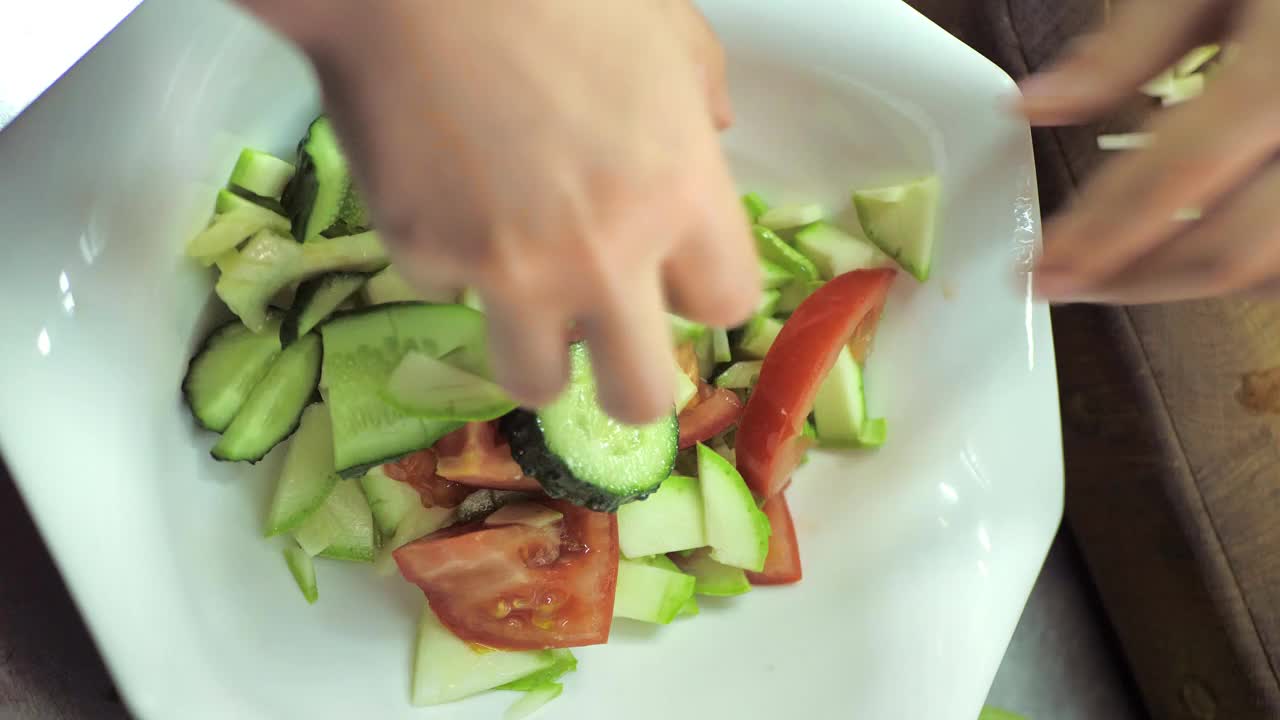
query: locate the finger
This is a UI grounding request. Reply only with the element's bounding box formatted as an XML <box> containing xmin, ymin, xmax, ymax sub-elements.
<box><xmin>482</xmin><ymin>295</ymin><xmax>572</xmax><ymax>409</ymax></box>
<box><xmin>1075</xmin><ymin>161</ymin><xmax>1280</xmax><ymax>305</ymax></box>
<box><xmin>1018</xmin><ymin>0</ymin><xmax>1224</xmax><ymax>126</ymax></box>
<box><xmin>581</xmin><ymin>270</ymin><xmax>676</xmax><ymax>425</ymax></box>
<box><xmin>1035</xmin><ymin>66</ymin><xmax>1280</xmax><ymax>300</ymax></box>
<box><xmin>664</xmin><ymin>158</ymin><xmax>759</xmax><ymax>328</ymax></box>
<box><xmin>674</xmin><ymin>0</ymin><xmax>734</xmax><ymax>130</ymax></box>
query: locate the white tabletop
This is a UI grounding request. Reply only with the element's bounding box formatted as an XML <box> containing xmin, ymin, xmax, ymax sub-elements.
<box><xmin>0</xmin><ymin>0</ymin><xmax>141</xmax><ymax>129</ymax></box>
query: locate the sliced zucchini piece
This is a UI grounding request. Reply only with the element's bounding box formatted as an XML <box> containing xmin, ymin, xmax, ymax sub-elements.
<box><xmin>759</xmin><ymin>258</ymin><xmax>795</xmax><ymax>290</ymax></box>
<box><xmin>265</xmin><ymin>403</ymin><xmax>340</xmax><ymax>536</ymax></box>
<box><xmin>383</xmin><ymin>350</ymin><xmax>516</xmax><ymax>422</ymax></box>
<box><xmin>672</xmin><ymin>547</ymin><xmax>751</xmax><ymax>597</ymax></box>
<box><xmin>812</xmin><ymin>346</ymin><xmax>866</xmax><ymax>447</ymax></box>
<box><xmin>282</xmin><ymin>116</ymin><xmax>370</xmax><ymax>241</ymax></box>
<box><xmin>753</xmin><ymin>225</ymin><xmax>819</xmax><ymax>280</ymax></box>
<box><xmin>282</xmin><ymin>544</ymin><xmax>318</xmax><ymax>604</ymax></box>
<box><xmin>501</xmin><ymin>343</ymin><xmax>678</xmax><ymax>512</ymax></box>
<box><xmin>281</xmin><ymin>272</ymin><xmax>368</xmax><ymax>346</ymax></box>
<box><xmin>363</xmin><ymin>265</ymin><xmax>458</xmax><ymax>305</ymax></box>
<box><xmin>292</xmin><ymin>478</ymin><xmax>376</xmax><ymax>562</ymax></box>
<box><xmin>777</xmin><ymin>279</ymin><xmax>825</xmax><ymax>315</ymax></box>
<box><xmin>215</xmin><ymin>229</ymin><xmax>387</xmax><ymax>333</ymax></box>
<box><xmin>411</xmin><ymin>603</ymin><xmax>558</xmax><ymax>707</ymax></box>
<box><xmin>617</xmin><ymin>475</ymin><xmax>706</xmax><ymax>559</ymax></box>
<box><xmin>741</xmin><ymin>192</ymin><xmax>769</xmax><ymax>222</ymax></box>
<box><xmin>669</xmin><ymin>314</ymin><xmax>708</xmax><ymax>345</ymax></box>
<box><xmin>794</xmin><ymin>221</ymin><xmax>888</xmax><ymax>279</ymax></box>
<box><xmin>711</xmin><ymin>327</ymin><xmax>732</xmax><ymax>364</ymax></box>
<box><xmin>713</xmin><ymin>361</ymin><xmax>763</xmax><ymax>390</ymax></box>
<box><xmin>613</xmin><ymin>557</ymin><xmax>697</xmax><ymax>625</ymax></box>
<box><xmin>736</xmin><ymin>315</ymin><xmax>783</xmax><ymax>360</ymax></box>
<box><xmin>185</xmin><ymin>204</ymin><xmax>291</xmax><ymax>263</ymax></box>
<box><xmin>211</xmin><ymin>333</ymin><xmax>322</xmax><ymax>463</ymax></box>
<box><xmin>319</xmin><ymin>304</ymin><xmax>486</xmax><ymax>475</ymax></box>
<box><xmin>698</xmin><ymin>444</ymin><xmax>771</xmax><ymax>572</ymax></box>
<box><xmin>758</xmin><ymin>202</ymin><xmax>824</xmax><ymax>231</ymax></box>
<box><xmin>215</xmin><ymin>187</ymin><xmax>289</xmax><ymax>217</ymax></box>
<box><xmin>229</xmin><ymin>148</ymin><xmax>296</xmax><ymax>201</ymax></box>
<box><xmin>853</xmin><ymin>175</ymin><xmax>940</xmax><ymax>282</ymax></box>
<box><xmin>182</xmin><ymin>313</ymin><xmax>283</xmax><ymax>432</ymax></box>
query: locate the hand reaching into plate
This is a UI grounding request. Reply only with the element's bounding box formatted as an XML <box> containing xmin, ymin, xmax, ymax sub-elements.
<box><xmin>1019</xmin><ymin>0</ymin><xmax>1280</xmax><ymax>304</ymax></box>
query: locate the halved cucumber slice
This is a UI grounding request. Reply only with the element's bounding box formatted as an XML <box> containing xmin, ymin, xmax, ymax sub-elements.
<box><xmin>182</xmin><ymin>313</ymin><xmax>283</xmax><ymax>432</ymax></box>
<box><xmin>741</xmin><ymin>192</ymin><xmax>769</xmax><ymax>222</ymax></box>
<box><xmin>363</xmin><ymin>265</ymin><xmax>458</xmax><ymax>305</ymax></box>
<box><xmin>292</xmin><ymin>478</ymin><xmax>376</xmax><ymax>562</ymax></box>
<box><xmin>281</xmin><ymin>272</ymin><xmax>368</xmax><ymax>346</ymax></box>
<box><xmin>794</xmin><ymin>221</ymin><xmax>888</xmax><ymax>279</ymax></box>
<box><xmin>502</xmin><ymin>343</ymin><xmax>678</xmax><ymax>512</ymax></box>
<box><xmin>714</xmin><ymin>361</ymin><xmax>763</xmax><ymax>390</ymax></box>
<box><xmin>812</xmin><ymin>346</ymin><xmax>886</xmax><ymax>449</ymax></box>
<box><xmin>612</xmin><ymin>557</ymin><xmax>696</xmax><ymax>625</ymax></box>
<box><xmin>283</xmin><ymin>544</ymin><xmax>318</xmax><ymax>604</ymax></box>
<box><xmin>698</xmin><ymin>444</ymin><xmax>771</xmax><ymax>572</ymax></box>
<box><xmin>504</xmin><ymin>683</ymin><xmax>565</xmax><ymax>720</ymax></box>
<box><xmin>186</xmin><ymin>205</ymin><xmax>292</xmax><ymax>263</ymax></box>
<box><xmin>211</xmin><ymin>333</ymin><xmax>322</xmax><ymax>463</ymax></box>
<box><xmin>777</xmin><ymin>279</ymin><xmax>825</xmax><ymax>315</ymax></box>
<box><xmin>759</xmin><ymin>258</ymin><xmax>795</xmax><ymax>290</ymax></box>
<box><xmin>264</xmin><ymin>403</ymin><xmax>339</xmax><ymax>536</ymax></box>
<box><xmin>229</xmin><ymin>148</ymin><xmax>296</xmax><ymax>201</ymax></box>
<box><xmin>672</xmin><ymin>547</ymin><xmax>751</xmax><ymax>597</ymax></box>
<box><xmin>383</xmin><ymin>350</ymin><xmax>516</xmax><ymax>422</ymax></box>
<box><xmin>753</xmin><ymin>225</ymin><xmax>819</xmax><ymax>280</ymax></box>
<box><xmin>736</xmin><ymin>315</ymin><xmax>783</xmax><ymax>360</ymax></box>
<box><xmin>758</xmin><ymin>202</ymin><xmax>824</xmax><ymax>231</ymax></box>
<box><xmin>360</xmin><ymin>465</ymin><xmax>424</xmax><ymax>538</ymax></box>
<box><xmin>853</xmin><ymin>175</ymin><xmax>940</xmax><ymax>282</ymax></box>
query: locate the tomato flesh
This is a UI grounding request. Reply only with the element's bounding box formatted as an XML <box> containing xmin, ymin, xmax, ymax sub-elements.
<box><xmin>394</xmin><ymin>500</ymin><xmax>619</xmax><ymax>650</ymax></box>
<box><xmin>383</xmin><ymin>449</ymin><xmax>472</xmax><ymax>508</ymax></box>
<box><xmin>746</xmin><ymin>492</ymin><xmax>802</xmax><ymax>585</ymax></box>
<box><xmin>677</xmin><ymin>385</ymin><xmax>743</xmax><ymax>448</ymax></box>
<box><xmin>434</xmin><ymin>421</ymin><xmax>541</xmax><ymax>492</ymax></box>
<box><xmin>735</xmin><ymin>268</ymin><xmax>896</xmax><ymax>499</ymax></box>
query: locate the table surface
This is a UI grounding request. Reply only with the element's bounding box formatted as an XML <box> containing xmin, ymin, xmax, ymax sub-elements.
<box><xmin>0</xmin><ymin>3</ymin><xmax>1148</xmax><ymax>719</ymax></box>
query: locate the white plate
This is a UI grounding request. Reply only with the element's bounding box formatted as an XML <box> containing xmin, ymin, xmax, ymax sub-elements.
<box><xmin>0</xmin><ymin>1</ymin><xmax>1061</xmax><ymax>718</ymax></box>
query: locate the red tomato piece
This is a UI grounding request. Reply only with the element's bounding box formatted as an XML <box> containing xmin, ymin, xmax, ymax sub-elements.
<box><xmin>677</xmin><ymin>385</ymin><xmax>743</xmax><ymax>449</ymax></box>
<box><xmin>735</xmin><ymin>268</ymin><xmax>896</xmax><ymax>499</ymax></box>
<box><xmin>746</xmin><ymin>492</ymin><xmax>802</xmax><ymax>585</ymax></box>
<box><xmin>434</xmin><ymin>421</ymin><xmax>542</xmax><ymax>492</ymax></box>
<box><xmin>383</xmin><ymin>449</ymin><xmax>472</xmax><ymax>508</ymax></box>
<box><xmin>394</xmin><ymin>500</ymin><xmax>620</xmax><ymax>650</ymax></box>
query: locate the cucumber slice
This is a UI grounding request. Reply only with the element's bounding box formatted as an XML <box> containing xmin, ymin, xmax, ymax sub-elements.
<box><xmin>672</xmin><ymin>547</ymin><xmax>751</xmax><ymax>597</ymax></box>
<box><xmin>265</xmin><ymin>403</ymin><xmax>340</xmax><ymax>536</ymax></box>
<box><xmin>185</xmin><ymin>205</ymin><xmax>291</xmax><ymax>263</ymax></box>
<box><xmin>759</xmin><ymin>258</ymin><xmax>795</xmax><ymax>290</ymax></box>
<box><xmin>212</xmin><ymin>334</ymin><xmax>322</xmax><ymax>463</ymax></box>
<box><xmin>853</xmin><ymin>175</ymin><xmax>940</xmax><ymax>282</ymax></box>
<box><xmin>373</xmin><ymin>502</ymin><xmax>455</xmax><ymax>575</ymax></box>
<box><xmin>283</xmin><ymin>544</ymin><xmax>318</xmax><ymax>604</ymax></box>
<box><xmin>713</xmin><ymin>361</ymin><xmax>763</xmax><ymax>390</ymax></box>
<box><xmin>282</xmin><ymin>116</ymin><xmax>370</xmax><ymax>241</ymax></box>
<box><xmin>215</xmin><ymin>187</ymin><xmax>289</xmax><ymax>217</ymax></box>
<box><xmin>229</xmin><ymin>149</ymin><xmax>296</xmax><ymax>201</ymax></box>
<box><xmin>617</xmin><ymin>475</ymin><xmax>706</xmax><ymax>559</ymax></box>
<box><xmin>736</xmin><ymin>315</ymin><xmax>783</xmax><ymax>359</ymax></box>
<box><xmin>758</xmin><ymin>203</ymin><xmax>824</xmax><ymax>231</ymax></box>
<box><xmin>777</xmin><ymin>279</ymin><xmax>825</xmax><ymax>315</ymax></box>
<box><xmin>794</xmin><ymin>222</ymin><xmax>888</xmax><ymax>279</ymax></box>
<box><xmin>498</xmin><ymin>650</ymin><xmax>578</xmax><ymax>692</ymax></box>
<box><xmin>363</xmin><ymin>265</ymin><xmax>458</xmax><ymax>305</ymax></box>
<box><xmin>411</xmin><ymin>603</ymin><xmax>558</xmax><ymax>707</ymax></box>
<box><xmin>383</xmin><ymin>351</ymin><xmax>516</xmax><ymax>421</ymax></box>
<box><xmin>669</xmin><ymin>314</ymin><xmax>708</xmax><ymax>345</ymax></box>
<box><xmin>679</xmin><ymin>596</ymin><xmax>700</xmax><ymax>617</ymax></box>
<box><xmin>753</xmin><ymin>225</ymin><xmax>819</xmax><ymax>280</ymax></box>
<box><xmin>502</xmin><ymin>343</ymin><xmax>678</xmax><ymax>512</ymax></box>
<box><xmin>215</xmin><ymin>230</ymin><xmax>387</xmax><ymax>333</ymax></box>
<box><xmin>504</xmin><ymin>684</ymin><xmax>565</xmax><ymax>720</ymax></box>
<box><xmin>673</xmin><ymin>365</ymin><xmax>699</xmax><ymax>413</ymax></box>
<box><xmin>697</xmin><ymin>444</ymin><xmax>771</xmax><ymax>572</ymax></box>
<box><xmin>813</xmin><ymin>346</ymin><xmax>886</xmax><ymax>449</ymax></box>
<box><xmin>320</xmin><ymin>304</ymin><xmax>487</xmax><ymax>475</ymax></box>
<box><xmin>182</xmin><ymin>314</ymin><xmax>283</xmax><ymax>432</ymax></box>
<box><xmin>281</xmin><ymin>272</ymin><xmax>368</xmax><ymax>346</ymax></box>
<box><xmin>741</xmin><ymin>192</ymin><xmax>769</xmax><ymax>222</ymax></box>
<box><xmin>613</xmin><ymin>557</ymin><xmax>697</xmax><ymax>625</ymax></box>
<box><xmin>292</xmin><ymin>478</ymin><xmax>376</xmax><ymax>561</ymax></box>
<box><xmin>360</xmin><ymin>465</ymin><xmax>424</xmax><ymax>538</ymax></box>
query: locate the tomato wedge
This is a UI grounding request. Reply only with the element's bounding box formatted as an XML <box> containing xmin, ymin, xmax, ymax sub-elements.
<box><xmin>434</xmin><ymin>421</ymin><xmax>541</xmax><ymax>492</ymax></box>
<box><xmin>746</xmin><ymin>492</ymin><xmax>802</xmax><ymax>585</ymax></box>
<box><xmin>677</xmin><ymin>385</ymin><xmax>743</xmax><ymax>448</ymax></box>
<box><xmin>383</xmin><ymin>449</ymin><xmax>472</xmax><ymax>508</ymax></box>
<box><xmin>736</xmin><ymin>268</ymin><xmax>896</xmax><ymax>499</ymax></box>
<box><xmin>394</xmin><ymin>500</ymin><xmax>619</xmax><ymax>650</ymax></box>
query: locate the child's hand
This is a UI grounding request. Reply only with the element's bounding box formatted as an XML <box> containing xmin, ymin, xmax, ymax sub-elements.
<box><xmin>241</xmin><ymin>0</ymin><xmax>756</xmax><ymax>422</ymax></box>
<box><xmin>1019</xmin><ymin>0</ymin><xmax>1280</xmax><ymax>304</ymax></box>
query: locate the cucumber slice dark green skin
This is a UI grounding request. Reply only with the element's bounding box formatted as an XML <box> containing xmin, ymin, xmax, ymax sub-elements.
<box><xmin>182</xmin><ymin>312</ymin><xmax>283</xmax><ymax>433</ymax></box>
<box><xmin>500</xmin><ymin>344</ymin><xmax>678</xmax><ymax>513</ymax></box>
<box><xmin>212</xmin><ymin>333</ymin><xmax>323</xmax><ymax>463</ymax></box>
<box><xmin>281</xmin><ymin>272</ymin><xmax>369</xmax><ymax>346</ymax></box>
<box><xmin>281</xmin><ymin>116</ymin><xmax>370</xmax><ymax>242</ymax></box>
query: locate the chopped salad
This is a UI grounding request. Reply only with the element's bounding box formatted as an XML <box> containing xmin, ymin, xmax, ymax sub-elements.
<box><xmin>181</xmin><ymin>115</ymin><xmax>940</xmax><ymax>717</ymax></box>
